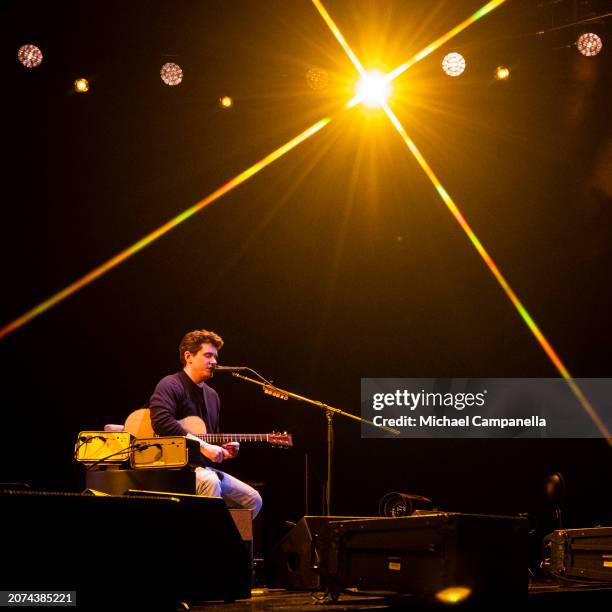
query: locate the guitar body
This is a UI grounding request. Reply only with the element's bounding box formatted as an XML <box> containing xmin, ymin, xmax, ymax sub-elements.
<box><xmin>124</xmin><ymin>408</ymin><xmax>208</xmax><ymax>438</ymax></box>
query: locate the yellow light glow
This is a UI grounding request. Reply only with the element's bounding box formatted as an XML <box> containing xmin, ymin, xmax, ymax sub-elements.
<box><xmin>435</xmin><ymin>586</ymin><xmax>472</xmax><ymax>604</ymax></box>
<box><xmin>495</xmin><ymin>66</ymin><xmax>510</xmax><ymax>80</ymax></box>
<box><xmin>74</xmin><ymin>78</ymin><xmax>89</xmax><ymax>93</ymax></box>
<box><xmin>355</xmin><ymin>70</ymin><xmax>392</xmax><ymax>108</ymax></box>
<box><xmin>219</xmin><ymin>96</ymin><xmax>233</xmax><ymax>108</ymax></box>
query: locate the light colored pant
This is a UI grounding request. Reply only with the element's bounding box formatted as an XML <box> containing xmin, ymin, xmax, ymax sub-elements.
<box><xmin>195</xmin><ymin>466</ymin><xmax>262</xmax><ymax>518</ymax></box>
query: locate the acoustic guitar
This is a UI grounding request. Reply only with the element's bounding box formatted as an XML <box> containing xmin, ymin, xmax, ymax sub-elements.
<box><xmin>123</xmin><ymin>408</ymin><xmax>292</xmax><ymax>448</ymax></box>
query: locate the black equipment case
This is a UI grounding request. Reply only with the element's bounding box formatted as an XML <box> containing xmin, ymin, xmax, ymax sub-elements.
<box><xmin>544</xmin><ymin>527</ymin><xmax>612</xmax><ymax>583</ymax></box>
<box><xmin>317</xmin><ymin>512</ymin><xmax>528</xmax><ymax>601</ymax></box>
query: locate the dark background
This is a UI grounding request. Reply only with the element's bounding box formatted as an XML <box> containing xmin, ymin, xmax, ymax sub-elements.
<box><xmin>1</xmin><ymin>0</ymin><xmax>611</xmax><ymax>558</ymax></box>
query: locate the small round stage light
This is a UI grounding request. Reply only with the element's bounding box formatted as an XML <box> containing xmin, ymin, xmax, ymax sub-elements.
<box><xmin>219</xmin><ymin>96</ymin><xmax>233</xmax><ymax>109</ymax></box>
<box><xmin>495</xmin><ymin>66</ymin><xmax>510</xmax><ymax>80</ymax></box>
<box><xmin>74</xmin><ymin>78</ymin><xmax>89</xmax><ymax>93</ymax></box>
<box><xmin>17</xmin><ymin>44</ymin><xmax>43</xmax><ymax>69</ymax></box>
<box><xmin>442</xmin><ymin>52</ymin><xmax>466</xmax><ymax>77</ymax></box>
<box><xmin>306</xmin><ymin>66</ymin><xmax>329</xmax><ymax>90</ymax></box>
<box><xmin>576</xmin><ymin>33</ymin><xmax>603</xmax><ymax>57</ymax></box>
<box><xmin>355</xmin><ymin>70</ymin><xmax>392</xmax><ymax>108</ymax></box>
<box><xmin>160</xmin><ymin>62</ymin><xmax>183</xmax><ymax>86</ymax></box>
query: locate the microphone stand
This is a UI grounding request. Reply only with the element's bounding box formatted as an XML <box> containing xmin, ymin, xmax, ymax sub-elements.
<box><xmin>229</xmin><ymin>371</ymin><xmax>399</xmax><ymax>516</ymax></box>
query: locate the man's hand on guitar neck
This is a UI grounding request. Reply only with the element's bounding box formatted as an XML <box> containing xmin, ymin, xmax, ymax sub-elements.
<box><xmin>200</xmin><ymin>441</ymin><xmax>230</xmax><ymax>463</ymax></box>
<box><xmin>201</xmin><ymin>441</ymin><xmax>239</xmax><ymax>461</ymax></box>
<box><xmin>185</xmin><ymin>433</ymin><xmax>231</xmax><ymax>463</ymax></box>
<box><xmin>222</xmin><ymin>441</ymin><xmax>240</xmax><ymax>459</ymax></box>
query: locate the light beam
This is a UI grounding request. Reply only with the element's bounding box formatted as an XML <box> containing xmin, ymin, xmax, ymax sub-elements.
<box><xmin>341</xmin><ymin>0</ymin><xmax>508</xmax><ymax>109</ymax></box>
<box><xmin>310</xmin><ymin>0</ymin><xmax>610</xmax><ymax>443</ymax></box>
<box><xmin>381</xmin><ymin>101</ymin><xmax>611</xmax><ymax>444</ymax></box>
<box><xmin>384</xmin><ymin>0</ymin><xmax>507</xmax><ymax>84</ymax></box>
<box><xmin>0</xmin><ymin>117</ymin><xmax>332</xmax><ymax>340</ymax></box>
<box><xmin>311</xmin><ymin>0</ymin><xmax>366</xmax><ymax>76</ymax></box>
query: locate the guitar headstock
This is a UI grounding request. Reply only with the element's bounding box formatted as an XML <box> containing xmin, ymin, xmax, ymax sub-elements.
<box><xmin>269</xmin><ymin>431</ymin><xmax>293</xmax><ymax>448</ymax></box>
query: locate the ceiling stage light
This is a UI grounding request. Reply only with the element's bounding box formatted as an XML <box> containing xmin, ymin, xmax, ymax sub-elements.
<box><xmin>495</xmin><ymin>66</ymin><xmax>510</xmax><ymax>80</ymax></box>
<box><xmin>17</xmin><ymin>44</ymin><xmax>43</xmax><ymax>68</ymax></box>
<box><xmin>576</xmin><ymin>32</ymin><xmax>603</xmax><ymax>57</ymax></box>
<box><xmin>306</xmin><ymin>66</ymin><xmax>329</xmax><ymax>90</ymax></box>
<box><xmin>219</xmin><ymin>96</ymin><xmax>233</xmax><ymax>108</ymax></box>
<box><xmin>74</xmin><ymin>78</ymin><xmax>89</xmax><ymax>93</ymax></box>
<box><xmin>442</xmin><ymin>52</ymin><xmax>466</xmax><ymax>77</ymax></box>
<box><xmin>160</xmin><ymin>62</ymin><xmax>183</xmax><ymax>86</ymax></box>
<box><xmin>355</xmin><ymin>70</ymin><xmax>392</xmax><ymax>108</ymax></box>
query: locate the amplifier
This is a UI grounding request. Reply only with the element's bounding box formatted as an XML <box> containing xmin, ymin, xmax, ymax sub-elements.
<box><xmin>317</xmin><ymin>513</ymin><xmax>528</xmax><ymax>603</ymax></box>
<box><xmin>543</xmin><ymin>527</ymin><xmax>612</xmax><ymax>583</ymax></box>
<box><xmin>74</xmin><ymin>431</ymin><xmax>133</xmax><ymax>464</ymax></box>
<box><xmin>130</xmin><ymin>436</ymin><xmax>201</xmax><ymax>469</ymax></box>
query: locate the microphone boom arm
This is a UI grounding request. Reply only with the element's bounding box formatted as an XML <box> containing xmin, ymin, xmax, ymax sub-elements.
<box><xmin>229</xmin><ymin>370</ymin><xmax>400</xmax><ymax>516</ymax></box>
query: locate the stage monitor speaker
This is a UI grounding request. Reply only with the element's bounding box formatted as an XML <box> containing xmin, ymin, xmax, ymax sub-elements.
<box><xmin>1</xmin><ymin>488</ymin><xmax>251</xmax><ymax>607</ymax></box>
<box><xmin>267</xmin><ymin>515</ymin><xmax>374</xmax><ymax>590</ymax></box>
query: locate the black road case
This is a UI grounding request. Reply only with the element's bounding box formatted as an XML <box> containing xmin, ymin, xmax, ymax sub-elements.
<box><xmin>317</xmin><ymin>512</ymin><xmax>528</xmax><ymax>602</ymax></box>
<box><xmin>544</xmin><ymin>527</ymin><xmax>612</xmax><ymax>583</ymax></box>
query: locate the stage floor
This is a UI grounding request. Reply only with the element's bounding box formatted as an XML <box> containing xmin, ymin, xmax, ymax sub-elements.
<box><xmin>190</xmin><ymin>583</ymin><xmax>612</xmax><ymax>611</ymax></box>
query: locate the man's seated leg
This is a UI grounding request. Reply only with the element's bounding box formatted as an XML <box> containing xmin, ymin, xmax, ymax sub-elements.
<box><xmin>216</xmin><ymin>470</ymin><xmax>262</xmax><ymax>519</ymax></box>
<box><xmin>195</xmin><ymin>466</ymin><xmax>222</xmax><ymax>497</ymax></box>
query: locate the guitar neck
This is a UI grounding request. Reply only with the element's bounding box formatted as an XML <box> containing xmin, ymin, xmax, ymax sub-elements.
<box><xmin>197</xmin><ymin>433</ymin><xmax>274</xmax><ymax>443</ymax></box>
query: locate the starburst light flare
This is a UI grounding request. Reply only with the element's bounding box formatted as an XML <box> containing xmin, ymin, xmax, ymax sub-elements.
<box><xmin>356</xmin><ymin>70</ymin><xmax>392</xmax><ymax>108</ymax></box>
<box><xmin>310</xmin><ymin>0</ymin><xmax>610</xmax><ymax>444</ymax></box>
<box><xmin>311</xmin><ymin>0</ymin><xmax>366</xmax><ymax>76</ymax></box>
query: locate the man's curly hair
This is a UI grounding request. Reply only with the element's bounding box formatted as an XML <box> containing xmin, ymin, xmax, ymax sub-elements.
<box><xmin>179</xmin><ymin>329</ymin><xmax>224</xmax><ymax>366</ymax></box>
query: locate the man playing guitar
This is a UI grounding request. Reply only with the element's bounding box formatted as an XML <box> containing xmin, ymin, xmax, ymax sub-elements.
<box><xmin>148</xmin><ymin>329</ymin><xmax>262</xmax><ymax>517</ymax></box>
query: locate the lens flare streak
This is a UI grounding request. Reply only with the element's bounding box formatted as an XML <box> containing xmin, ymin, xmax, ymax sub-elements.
<box><xmin>311</xmin><ymin>0</ymin><xmax>366</xmax><ymax>76</ymax></box>
<box><xmin>311</xmin><ymin>0</ymin><xmax>610</xmax><ymax>445</ymax></box>
<box><xmin>384</xmin><ymin>0</ymin><xmax>507</xmax><ymax>84</ymax></box>
<box><xmin>382</xmin><ymin>102</ymin><xmax>611</xmax><ymax>443</ymax></box>
<box><xmin>0</xmin><ymin>117</ymin><xmax>332</xmax><ymax>340</ymax></box>
<box><xmin>2</xmin><ymin>0</ymin><xmax>509</xmax><ymax>340</ymax></box>
<box><xmin>4</xmin><ymin>0</ymin><xmax>609</xmax><ymax>445</ymax></box>
<box><xmin>342</xmin><ymin>0</ymin><xmax>507</xmax><ymax>109</ymax></box>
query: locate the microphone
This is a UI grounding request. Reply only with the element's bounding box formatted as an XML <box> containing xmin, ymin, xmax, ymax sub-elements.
<box><xmin>213</xmin><ymin>365</ymin><xmax>247</xmax><ymax>372</ymax></box>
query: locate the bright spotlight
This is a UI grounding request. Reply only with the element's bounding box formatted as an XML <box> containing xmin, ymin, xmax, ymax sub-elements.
<box><xmin>576</xmin><ymin>32</ymin><xmax>603</xmax><ymax>57</ymax></box>
<box><xmin>74</xmin><ymin>78</ymin><xmax>89</xmax><ymax>93</ymax></box>
<box><xmin>355</xmin><ymin>70</ymin><xmax>392</xmax><ymax>108</ymax></box>
<box><xmin>495</xmin><ymin>66</ymin><xmax>510</xmax><ymax>80</ymax></box>
<box><xmin>442</xmin><ymin>52</ymin><xmax>466</xmax><ymax>77</ymax></box>
<box><xmin>219</xmin><ymin>96</ymin><xmax>233</xmax><ymax>109</ymax></box>
<box><xmin>160</xmin><ymin>62</ymin><xmax>183</xmax><ymax>86</ymax></box>
<box><xmin>17</xmin><ymin>44</ymin><xmax>43</xmax><ymax>69</ymax></box>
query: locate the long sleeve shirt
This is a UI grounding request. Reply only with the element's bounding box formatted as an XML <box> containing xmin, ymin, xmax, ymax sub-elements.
<box><xmin>149</xmin><ymin>370</ymin><xmax>220</xmax><ymax>436</ymax></box>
